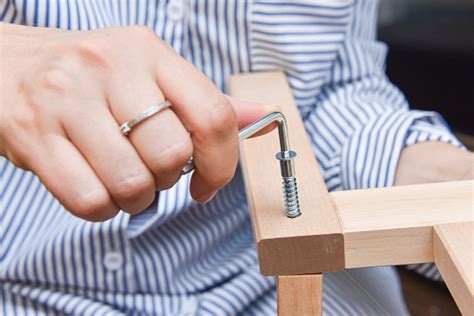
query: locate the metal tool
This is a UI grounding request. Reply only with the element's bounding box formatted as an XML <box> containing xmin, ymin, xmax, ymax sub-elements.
<box><xmin>182</xmin><ymin>111</ymin><xmax>301</xmax><ymax>218</ymax></box>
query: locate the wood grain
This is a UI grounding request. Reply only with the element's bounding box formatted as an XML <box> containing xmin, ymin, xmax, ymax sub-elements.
<box><xmin>433</xmin><ymin>222</ymin><xmax>473</xmax><ymax>315</ymax></box>
<box><xmin>331</xmin><ymin>181</ymin><xmax>474</xmax><ymax>268</ymax></box>
<box><xmin>228</xmin><ymin>72</ymin><xmax>345</xmax><ymax>275</ymax></box>
<box><xmin>277</xmin><ymin>275</ymin><xmax>323</xmax><ymax>316</ymax></box>
<box><xmin>229</xmin><ymin>72</ymin><xmax>473</xmax><ymax>314</ymax></box>
<box><xmin>331</xmin><ymin>180</ymin><xmax>473</xmax><ymax>268</ymax></box>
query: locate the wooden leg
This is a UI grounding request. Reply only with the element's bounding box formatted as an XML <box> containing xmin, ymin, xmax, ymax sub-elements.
<box><xmin>277</xmin><ymin>274</ymin><xmax>323</xmax><ymax>316</ymax></box>
<box><xmin>433</xmin><ymin>222</ymin><xmax>473</xmax><ymax>315</ymax></box>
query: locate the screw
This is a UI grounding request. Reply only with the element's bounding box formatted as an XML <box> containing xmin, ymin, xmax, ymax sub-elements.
<box><xmin>182</xmin><ymin>111</ymin><xmax>302</xmax><ymax>218</ymax></box>
<box><xmin>238</xmin><ymin>111</ymin><xmax>302</xmax><ymax>218</ymax></box>
<box><xmin>276</xmin><ymin>151</ymin><xmax>301</xmax><ymax>218</ymax></box>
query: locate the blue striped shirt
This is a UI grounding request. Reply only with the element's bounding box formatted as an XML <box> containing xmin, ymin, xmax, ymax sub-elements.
<box><xmin>1</xmin><ymin>0</ymin><xmax>461</xmax><ymax>314</ymax></box>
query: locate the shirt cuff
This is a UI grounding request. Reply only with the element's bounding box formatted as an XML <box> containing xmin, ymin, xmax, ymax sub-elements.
<box><xmin>340</xmin><ymin>109</ymin><xmax>462</xmax><ymax>190</ymax></box>
<box><xmin>126</xmin><ymin>173</ymin><xmax>195</xmax><ymax>239</ymax></box>
<box><xmin>404</xmin><ymin>114</ymin><xmax>463</xmax><ymax>148</ymax></box>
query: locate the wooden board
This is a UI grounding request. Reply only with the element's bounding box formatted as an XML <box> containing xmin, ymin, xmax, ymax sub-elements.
<box><xmin>332</xmin><ymin>180</ymin><xmax>473</xmax><ymax>268</ymax></box>
<box><xmin>434</xmin><ymin>222</ymin><xmax>473</xmax><ymax>315</ymax></box>
<box><xmin>277</xmin><ymin>275</ymin><xmax>323</xmax><ymax>316</ymax></box>
<box><xmin>228</xmin><ymin>72</ymin><xmax>345</xmax><ymax>275</ymax></box>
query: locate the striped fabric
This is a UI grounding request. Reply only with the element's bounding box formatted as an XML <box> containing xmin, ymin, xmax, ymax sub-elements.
<box><xmin>1</xmin><ymin>0</ymin><xmax>461</xmax><ymax>314</ymax></box>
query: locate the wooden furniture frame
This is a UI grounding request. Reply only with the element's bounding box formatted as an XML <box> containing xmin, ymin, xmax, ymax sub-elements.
<box><xmin>228</xmin><ymin>72</ymin><xmax>473</xmax><ymax>315</ymax></box>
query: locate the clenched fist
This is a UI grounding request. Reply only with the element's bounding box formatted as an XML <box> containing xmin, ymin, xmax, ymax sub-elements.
<box><xmin>0</xmin><ymin>23</ymin><xmax>274</xmax><ymax>221</ymax></box>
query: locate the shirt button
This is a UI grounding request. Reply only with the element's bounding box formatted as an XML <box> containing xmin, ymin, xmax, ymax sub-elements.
<box><xmin>167</xmin><ymin>0</ymin><xmax>184</xmax><ymax>22</ymax></box>
<box><xmin>103</xmin><ymin>251</ymin><xmax>123</xmax><ymax>271</ymax></box>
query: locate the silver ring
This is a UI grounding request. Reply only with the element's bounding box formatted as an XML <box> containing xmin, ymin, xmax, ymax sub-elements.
<box><xmin>182</xmin><ymin>157</ymin><xmax>195</xmax><ymax>175</ymax></box>
<box><xmin>120</xmin><ymin>101</ymin><xmax>172</xmax><ymax>136</ymax></box>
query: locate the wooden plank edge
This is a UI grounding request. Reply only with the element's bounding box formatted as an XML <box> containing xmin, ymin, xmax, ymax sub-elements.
<box><xmin>229</xmin><ymin>71</ymin><xmax>345</xmax><ymax>276</ymax></box>
<box><xmin>433</xmin><ymin>222</ymin><xmax>473</xmax><ymax>315</ymax></box>
<box><xmin>333</xmin><ymin>180</ymin><xmax>473</xmax><ymax>268</ymax></box>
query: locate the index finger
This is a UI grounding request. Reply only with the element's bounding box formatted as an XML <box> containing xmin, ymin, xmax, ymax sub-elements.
<box><xmin>152</xmin><ymin>41</ymin><xmax>239</xmax><ymax>202</ymax></box>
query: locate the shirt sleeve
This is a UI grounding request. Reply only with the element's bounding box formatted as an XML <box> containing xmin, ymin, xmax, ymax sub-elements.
<box><xmin>304</xmin><ymin>0</ymin><xmax>463</xmax><ymax>192</ymax></box>
<box><xmin>126</xmin><ymin>173</ymin><xmax>195</xmax><ymax>238</ymax></box>
<box><xmin>304</xmin><ymin>76</ymin><xmax>462</xmax><ymax>193</ymax></box>
<box><xmin>302</xmin><ymin>0</ymin><xmax>462</xmax><ymax>280</ymax></box>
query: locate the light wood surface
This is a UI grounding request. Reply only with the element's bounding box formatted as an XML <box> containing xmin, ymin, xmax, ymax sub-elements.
<box><xmin>433</xmin><ymin>222</ymin><xmax>473</xmax><ymax>315</ymax></box>
<box><xmin>332</xmin><ymin>180</ymin><xmax>473</xmax><ymax>268</ymax></box>
<box><xmin>228</xmin><ymin>72</ymin><xmax>345</xmax><ymax>276</ymax></box>
<box><xmin>228</xmin><ymin>71</ymin><xmax>473</xmax><ymax>274</ymax></box>
<box><xmin>229</xmin><ymin>72</ymin><xmax>473</xmax><ymax>314</ymax></box>
<box><xmin>277</xmin><ymin>275</ymin><xmax>323</xmax><ymax>316</ymax></box>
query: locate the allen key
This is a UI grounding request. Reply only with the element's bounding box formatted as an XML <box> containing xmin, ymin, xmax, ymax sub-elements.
<box><xmin>182</xmin><ymin>111</ymin><xmax>301</xmax><ymax>218</ymax></box>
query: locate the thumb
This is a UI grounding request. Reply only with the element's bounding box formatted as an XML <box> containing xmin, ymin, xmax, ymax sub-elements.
<box><xmin>225</xmin><ymin>95</ymin><xmax>280</xmax><ymax>136</ymax></box>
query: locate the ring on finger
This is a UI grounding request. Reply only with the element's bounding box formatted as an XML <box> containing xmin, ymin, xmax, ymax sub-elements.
<box><xmin>119</xmin><ymin>100</ymin><xmax>172</xmax><ymax>136</ymax></box>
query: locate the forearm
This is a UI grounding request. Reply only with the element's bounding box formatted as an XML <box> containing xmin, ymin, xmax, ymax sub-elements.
<box><xmin>395</xmin><ymin>141</ymin><xmax>474</xmax><ymax>186</ymax></box>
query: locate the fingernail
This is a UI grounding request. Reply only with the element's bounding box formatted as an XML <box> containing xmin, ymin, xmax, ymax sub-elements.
<box><xmin>196</xmin><ymin>191</ymin><xmax>217</xmax><ymax>204</ymax></box>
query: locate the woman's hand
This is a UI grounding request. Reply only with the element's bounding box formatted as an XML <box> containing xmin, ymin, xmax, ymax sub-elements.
<box><xmin>0</xmin><ymin>23</ymin><xmax>274</xmax><ymax>221</ymax></box>
<box><xmin>395</xmin><ymin>141</ymin><xmax>474</xmax><ymax>186</ymax></box>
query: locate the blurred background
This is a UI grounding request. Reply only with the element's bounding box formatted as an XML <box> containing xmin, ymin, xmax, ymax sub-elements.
<box><xmin>379</xmin><ymin>0</ymin><xmax>474</xmax><ymax>150</ymax></box>
<box><xmin>378</xmin><ymin>1</ymin><xmax>473</xmax><ymax>315</ymax></box>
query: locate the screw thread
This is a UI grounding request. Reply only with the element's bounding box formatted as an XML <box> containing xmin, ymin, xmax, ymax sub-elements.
<box><xmin>282</xmin><ymin>177</ymin><xmax>301</xmax><ymax>218</ymax></box>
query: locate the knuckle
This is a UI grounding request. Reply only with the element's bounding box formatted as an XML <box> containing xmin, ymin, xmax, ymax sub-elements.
<box><xmin>37</xmin><ymin>68</ymin><xmax>74</xmax><ymax>94</ymax></box>
<box><xmin>8</xmin><ymin>106</ymin><xmax>38</xmax><ymax>134</ymax></box>
<box><xmin>126</xmin><ymin>25</ymin><xmax>158</xmax><ymax>42</ymax></box>
<box><xmin>127</xmin><ymin>25</ymin><xmax>168</xmax><ymax>54</ymax></box>
<box><xmin>69</xmin><ymin>38</ymin><xmax>112</xmax><ymax>69</ymax></box>
<box><xmin>153</xmin><ymin>140</ymin><xmax>193</xmax><ymax>174</ymax></box>
<box><xmin>197</xmin><ymin>96</ymin><xmax>236</xmax><ymax>139</ymax></box>
<box><xmin>112</xmin><ymin>173</ymin><xmax>154</xmax><ymax>201</ymax></box>
<box><xmin>72</xmin><ymin>190</ymin><xmax>115</xmax><ymax>220</ymax></box>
